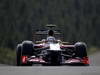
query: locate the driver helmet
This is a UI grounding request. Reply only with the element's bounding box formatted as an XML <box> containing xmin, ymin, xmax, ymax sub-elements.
<box><xmin>48</xmin><ymin>30</ymin><xmax>54</xmax><ymax>36</ymax></box>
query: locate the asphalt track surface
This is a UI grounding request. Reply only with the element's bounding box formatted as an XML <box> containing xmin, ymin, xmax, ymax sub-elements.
<box><xmin>0</xmin><ymin>51</ymin><xmax>100</xmax><ymax>75</ymax></box>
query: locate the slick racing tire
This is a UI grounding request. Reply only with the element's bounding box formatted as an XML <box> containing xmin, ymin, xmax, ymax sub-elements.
<box><xmin>22</xmin><ymin>41</ymin><xmax>34</xmax><ymax>56</ymax></box>
<box><xmin>21</xmin><ymin>41</ymin><xmax>34</xmax><ymax>66</ymax></box>
<box><xmin>75</xmin><ymin>42</ymin><xmax>87</xmax><ymax>58</ymax></box>
<box><xmin>75</xmin><ymin>42</ymin><xmax>89</xmax><ymax>66</ymax></box>
<box><xmin>16</xmin><ymin>44</ymin><xmax>22</xmax><ymax>66</ymax></box>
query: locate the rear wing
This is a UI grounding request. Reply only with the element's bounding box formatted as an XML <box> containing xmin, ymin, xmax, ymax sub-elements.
<box><xmin>32</xmin><ymin>25</ymin><xmax>63</xmax><ymax>41</ymax></box>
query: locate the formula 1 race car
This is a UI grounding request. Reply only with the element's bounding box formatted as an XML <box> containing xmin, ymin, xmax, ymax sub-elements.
<box><xmin>16</xmin><ymin>25</ymin><xmax>89</xmax><ymax>66</ymax></box>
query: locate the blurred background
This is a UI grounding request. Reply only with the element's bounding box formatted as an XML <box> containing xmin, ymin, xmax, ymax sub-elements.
<box><xmin>0</xmin><ymin>0</ymin><xmax>100</xmax><ymax>65</ymax></box>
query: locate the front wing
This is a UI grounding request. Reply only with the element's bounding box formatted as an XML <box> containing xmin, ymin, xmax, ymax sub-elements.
<box><xmin>21</xmin><ymin>56</ymin><xmax>89</xmax><ymax>66</ymax></box>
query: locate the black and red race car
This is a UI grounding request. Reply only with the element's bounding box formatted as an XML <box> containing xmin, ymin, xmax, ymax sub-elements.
<box><xmin>16</xmin><ymin>25</ymin><xmax>89</xmax><ymax>66</ymax></box>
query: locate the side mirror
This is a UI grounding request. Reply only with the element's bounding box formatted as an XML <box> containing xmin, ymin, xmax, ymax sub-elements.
<box><xmin>35</xmin><ymin>41</ymin><xmax>43</xmax><ymax>44</ymax></box>
<box><xmin>62</xmin><ymin>42</ymin><xmax>70</xmax><ymax>45</ymax></box>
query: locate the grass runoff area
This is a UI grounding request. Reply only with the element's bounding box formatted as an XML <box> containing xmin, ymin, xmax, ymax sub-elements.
<box><xmin>0</xmin><ymin>46</ymin><xmax>99</xmax><ymax>65</ymax></box>
<box><xmin>0</xmin><ymin>47</ymin><xmax>16</xmax><ymax>65</ymax></box>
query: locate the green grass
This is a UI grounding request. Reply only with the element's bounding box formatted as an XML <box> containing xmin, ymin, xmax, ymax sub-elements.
<box><xmin>0</xmin><ymin>47</ymin><xmax>16</xmax><ymax>65</ymax></box>
<box><xmin>88</xmin><ymin>46</ymin><xmax>100</xmax><ymax>55</ymax></box>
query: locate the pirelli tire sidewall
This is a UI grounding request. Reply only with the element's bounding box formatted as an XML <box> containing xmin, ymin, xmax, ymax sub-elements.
<box><xmin>75</xmin><ymin>42</ymin><xmax>87</xmax><ymax>58</ymax></box>
<box><xmin>22</xmin><ymin>41</ymin><xmax>34</xmax><ymax>56</ymax></box>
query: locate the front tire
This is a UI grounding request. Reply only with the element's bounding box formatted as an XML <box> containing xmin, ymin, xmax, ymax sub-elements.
<box><xmin>16</xmin><ymin>44</ymin><xmax>22</xmax><ymax>66</ymax></box>
<box><xmin>75</xmin><ymin>42</ymin><xmax>89</xmax><ymax>65</ymax></box>
<box><xmin>21</xmin><ymin>41</ymin><xmax>34</xmax><ymax>66</ymax></box>
<box><xmin>16</xmin><ymin>41</ymin><xmax>34</xmax><ymax>66</ymax></box>
<box><xmin>75</xmin><ymin>42</ymin><xmax>87</xmax><ymax>58</ymax></box>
